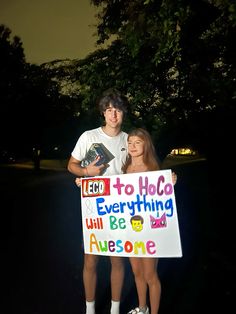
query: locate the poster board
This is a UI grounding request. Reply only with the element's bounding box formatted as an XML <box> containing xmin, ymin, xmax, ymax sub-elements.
<box><xmin>80</xmin><ymin>169</ymin><xmax>182</xmax><ymax>258</ymax></box>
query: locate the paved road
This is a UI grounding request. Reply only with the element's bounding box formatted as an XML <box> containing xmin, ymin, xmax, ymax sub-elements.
<box><xmin>2</xmin><ymin>159</ymin><xmax>233</xmax><ymax>314</ymax></box>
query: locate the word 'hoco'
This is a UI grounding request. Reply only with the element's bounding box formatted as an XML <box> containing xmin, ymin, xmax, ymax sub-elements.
<box><xmin>82</xmin><ymin>175</ymin><xmax>173</xmax><ymax>197</ymax></box>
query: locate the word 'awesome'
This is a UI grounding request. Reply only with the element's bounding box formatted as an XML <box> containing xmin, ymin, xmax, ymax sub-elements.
<box><xmin>89</xmin><ymin>233</ymin><xmax>157</xmax><ymax>255</ymax></box>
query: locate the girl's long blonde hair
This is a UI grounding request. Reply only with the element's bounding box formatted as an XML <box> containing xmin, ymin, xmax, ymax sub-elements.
<box><xmin>122</xmin><ymin>128</ymin><xmax>160</xmax><ymax>173</ymax></box>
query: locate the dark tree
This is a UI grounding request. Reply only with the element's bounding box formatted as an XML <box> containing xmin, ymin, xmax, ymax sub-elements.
<box><xmin>77</xmin><ymin>0</ymin><xmax>236</xmax><ymax>158</ymax></box>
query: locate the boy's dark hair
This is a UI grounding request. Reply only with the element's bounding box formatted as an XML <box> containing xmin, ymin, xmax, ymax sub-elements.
<box><xmin>98</xmin><ymin>88</ymin><xmax>128</xmax><ymax>115</ymax></box>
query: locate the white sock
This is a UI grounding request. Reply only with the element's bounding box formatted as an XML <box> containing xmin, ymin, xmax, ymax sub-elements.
<box><xmin>110</xmin><ymin>300</ymin><xmax>120</xmax><ymax>314</ymax></box>
<box><xmin>86</xmin><ymin>300</ymin><xmax>95</xmax><ymax>314</ymax></box>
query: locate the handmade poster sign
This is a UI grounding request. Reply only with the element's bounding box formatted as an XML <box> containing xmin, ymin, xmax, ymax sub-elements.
<box><xmin>80</xmin><ymin>169</ymin><xmax>182</xmax><ymax>258</ymax></box>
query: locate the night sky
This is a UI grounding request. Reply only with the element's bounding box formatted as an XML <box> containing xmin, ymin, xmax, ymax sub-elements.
<box><xmin>0</xmin><ymin>0</ymin><xmax>101</xmax><ymax>65</ymax></box>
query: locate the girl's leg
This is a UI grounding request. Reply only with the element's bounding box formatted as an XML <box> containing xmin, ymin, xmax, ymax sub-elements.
<box><xmin>143</xmin><ymin>258</ymin><xmax>161</xmax><ymax>314</ymax></box>
<box><xmin>129</xmin><ymin>257</ymin><xmax>147</xmax><ymax>309</ymax></box>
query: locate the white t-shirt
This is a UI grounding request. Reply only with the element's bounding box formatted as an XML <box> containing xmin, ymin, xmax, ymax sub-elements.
<box><xmin>71</xmin><ymin>127</ymin><xmax>128</xmax><ymax>176</ymax></box>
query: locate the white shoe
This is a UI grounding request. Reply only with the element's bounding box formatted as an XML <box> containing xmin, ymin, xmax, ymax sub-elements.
<box><xmin>127</xmin><ymin>307</ymin><xmax>149</xmax><ymax>314</ymax></box>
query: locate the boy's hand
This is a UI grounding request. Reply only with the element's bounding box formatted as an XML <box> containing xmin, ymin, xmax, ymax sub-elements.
<box><xmin>85</xmin><ymin>156</ymin><xmax>105</xmax><ymax>176</ymax></box>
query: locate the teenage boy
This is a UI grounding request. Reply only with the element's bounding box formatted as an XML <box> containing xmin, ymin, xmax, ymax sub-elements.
<box><xmin>67</xmin><ymin>89</ymin><xmax>128</xmax><ymax>314</ymax></box>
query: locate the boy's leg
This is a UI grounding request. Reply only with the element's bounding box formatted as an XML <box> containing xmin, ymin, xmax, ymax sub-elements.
<box><xmin>83</xmin><ymin>254</ymin><xmax>99</xmax><ymax>314</ymax></box>
<box><xmin>110</xmin><ymin>256</ymin><xmax>125</xmax><ymax>314</ymax></box>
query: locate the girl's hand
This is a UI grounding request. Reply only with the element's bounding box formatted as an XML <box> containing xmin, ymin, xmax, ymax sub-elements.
<box><xmin>172</xmin><ymin>172</ymin><xmax>177</xmax><ymax>185</ymax></box>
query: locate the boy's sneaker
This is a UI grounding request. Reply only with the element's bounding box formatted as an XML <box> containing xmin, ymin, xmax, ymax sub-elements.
<box><xmin>127</xmin><ymin>307</ymin><xmax>149</xmax><ymax>314</ymax></box>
